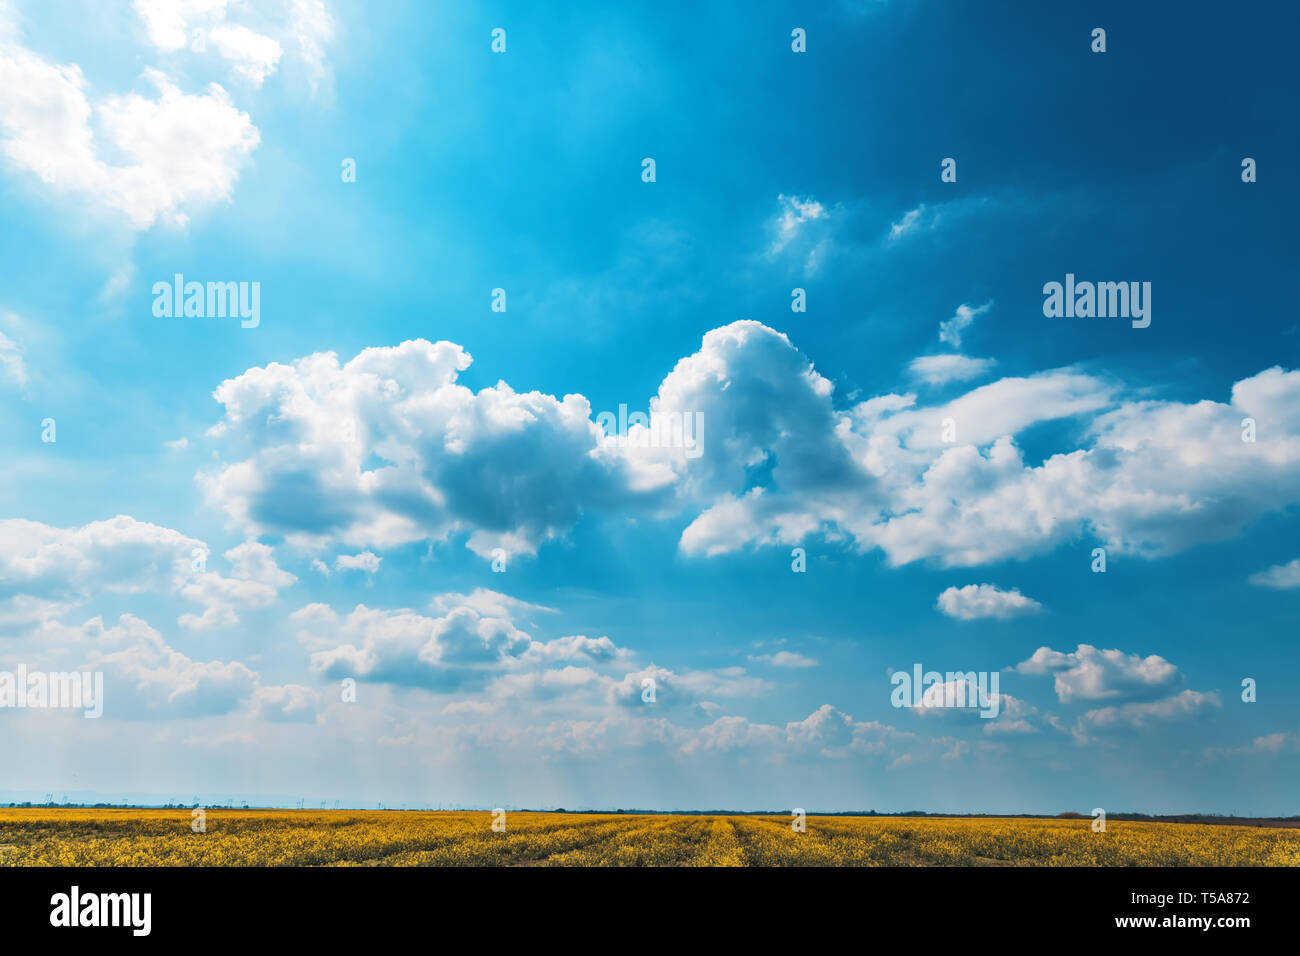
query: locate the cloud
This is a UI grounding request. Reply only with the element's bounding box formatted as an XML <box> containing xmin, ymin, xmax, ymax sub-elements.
<box><xmin>1014</xmin><ymin>644</ymin><xmax>1181</xmax><ymax>703</ymax></box>
<box><xmin>610</xmin><ymin>664</ymin><xmax>768</xmax><ymax>712</ymax></box>
<box><xmin>335</xmin><ymin>551</ymin><xmax>380</xmax><ymax>574</ymax></box>
<box><xmin>0</xmin><ymin>515</ymin><xmax>200</xmax><ymax>607</ymax></box>
<box><xmin>132</xmin><ymin>0</ymin><xmax>333</xmax><ymax>91</ymax></box>
<box><xmin>201</xmin><ymin>338</ymin><xmax>658</xmax><ymax>559</ymax></box>
<box><xmin>936</xmin><ymin>584</ymin><xmax>1042</xmax><ymax>620</ymax></box>
<box><xmin>208</xmin><ymin>23</ymin><xmax>282</xmax><ymax>85</ymax></box>
<box><xmin>678</xmin><ymin>704</ymin><xmax>957</xmax><ymax>768</ymax></box>
<box><xmin>197</xmin><ymin>324</ymin><xmax>1300</xmax><ymax>575</ymax></box>
<box><xmin>770</xmin><ymin>194</ymin><xmax>826</xmax><ymax>251</ymax></box>
<box><xmin>0</xmin><ymin>39</ymin><xmax>259</xmax><ymax>229</ymax></box>
<box><xmin>224</xmin><ymin>540</ymin><xmax>297</xmax><ymax>588</ymax></box>
<box><xmin>284</xmin><ymin>0</ymin><xmax>336</xmax><ymax>92</ymax></box>
<box><xmin>749</xmin><ymin>650</ymin><xmax>818</xmax><ymax>668</ymax></box>
<box><xmin>299</xmin><ymin>598</ymin><xmax>535</xmax><ymax>692</ymax></box>
<box><xmin>888</xmin><ymin>204</ymin><xmax>925</xmax><ymax>239</ymax></box>
<box><xmin>177</xmin><ymin>540</ymin><xmax>296</xmax><ymax>630</ymax></box>
<box><xmin>1248</xmin><ymin>558</ymin><xmax>1300</xmax><ymax>590</ymax></box>
<box><xmin>938</xmin><ymin>302</ymin><xmax>992</xmax><ymax>349</ymax></box>
<box><xmin>251</xmin><ymin>683</ymin><xmax>318</xmax><ymax>723</ymax></box>
<box><xmin>520</xmin><ymin>634</ymin><xmax>630</xmax><ymax>668</ymax></box>
<box><xmin>1204</xmin><ymin>730</ymin><xmax>1300</xmax><ymax>761</ymax></box>
<box><xmin>767</xmin><ymin>194</ymin><xmax>832</xmax><ymax>276</ymax></box>
<box><xmin>908</xmin><ymin>354</ymin><xmax>996</xmax><ymax>386</ymax></box>
<box><xmin>38</xmin><ymin>613</ymin><xmax>258</xmax><ymax>718</ymax></box>
<box><xmin>1076</xmin><ymin>689</ymin><xmax>1220</xmax><ymax>736</ymax></box>
<box><xmin>663</xmin><ymin>324</ymin><xmax>1300</xmax><ymax>568</ymax></box>
<box><xmin>133</xmin><ymin>0</ymin><xmax>229</xmax><ymax>51</ymax></box>
<box><xmin>0</xmin><ymin>516</ymin><xmax>294</xmax><ymax>631</ymax></box>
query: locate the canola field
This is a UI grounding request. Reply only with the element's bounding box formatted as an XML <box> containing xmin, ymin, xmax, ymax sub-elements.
<box><xmin>1</xmin><ymin>808</ymin><xmax>1296</xmax><ymax>866</ymax></box>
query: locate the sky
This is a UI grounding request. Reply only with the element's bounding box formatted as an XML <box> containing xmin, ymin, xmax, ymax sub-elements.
<box><xmin>0</xmin><ymin>0</ymin><xmax>1297</xmax><ymax>814</ymax></box>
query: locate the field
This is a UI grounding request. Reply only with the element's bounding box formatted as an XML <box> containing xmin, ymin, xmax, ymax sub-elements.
<box><xmin>2</xmin><ymin>808</ymin><xmax>1298</xmax><ymax>866</ymax></box>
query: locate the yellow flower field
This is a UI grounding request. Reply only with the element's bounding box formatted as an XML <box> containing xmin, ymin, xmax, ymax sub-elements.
<box><xmin>1</xmin><ymin>808</ymin><xmax>1296</xmax><ymax>866</ymax></box>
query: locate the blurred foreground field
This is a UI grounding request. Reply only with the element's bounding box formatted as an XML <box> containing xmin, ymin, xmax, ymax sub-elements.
<box><xmin>2</xmin><ymin>808</ymin><xmax>1297</xmax><ymax>866</ymax></box>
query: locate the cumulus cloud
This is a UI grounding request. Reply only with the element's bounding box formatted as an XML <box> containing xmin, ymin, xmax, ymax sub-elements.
<box><xmin>667</xmin><ymin>325</ymin><xmax>1300</xmax><ymax>568</ymax></box>
<box><xmin>520</xmin><ymin>634</ymin><xmax>630</xmax><ymax>668</ymax></box>
<box><xmin>0</xmin><ymin>41</ymin><xmax>259</xmax><ymax>228</ymax></box>
<box><xmin>192</xmin><ymin>321</ymin><xmax>1300</xmax><ymax>578</ymax></box>
<box><xmin>677</xmin><ymin>704</ymin><xmax>956</xmax><ymax>769</ymax></box>
<box><xmin>302</xmin><ymin>602</ymin><xmax>533</xmax><ymax>692</ymax></box>
<box><xmin>1014</xmin><ymin>644</ymin><xmax>1181</xmax><ymax>703</ymax></box>
<box><xmin>40</xmin><ymin>613</ymin><xmax>258</xmax><ymax>718</ymax></box>
<box><xmin>0</xmin><ymin>515</ymin><xmax>201</xmax><ymax>607</ymax></box>
<box><xmin>0</xmin><ymin>516</ymin><xmax>294</xmax><ymax>631</ymax></box>
<box><xmin>334</xmin><ymin>551</ymin><xmax>380</xmax><ymax>574</ymax></box>
<box><xmin>609</xmin><ymin>663</ymin><xmax>768</xmax><ymax>712</ymax></box>
<box><xmin>200</xmin><ymin>339</ymin><xmax>661</xmax><ymax>560</ymax></box>
<box><xmin>178</xmin><ymin>540</ymin><xmax>296</xmax><ymax>630</ymax></box>
<box><xmin>936</xmin><ymin>584</ymin><xmax>1042</xmax><ymax>620</ymax></box>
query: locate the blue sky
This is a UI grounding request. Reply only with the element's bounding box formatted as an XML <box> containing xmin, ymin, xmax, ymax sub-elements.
<box><xmin>0</xmin><ymin>0</ymin><xmax>1297</xmax><ymax>813</ymax></box>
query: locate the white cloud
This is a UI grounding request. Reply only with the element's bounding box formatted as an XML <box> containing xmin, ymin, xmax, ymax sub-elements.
<box><xmin>225</xmin><ymin>540</ymin><xmax>297</xmax><ymax>588</ymax></box>
<box><xmin>1248</xmin><ymin>558</ymin><xmax>1300</xmax><ymax>589</ymax></box>
<box><xmin>251</xmin><ymin>683</ymin><xmax>318</xmax><ymax>723</ymax></box>
<box><xmin>285</xmin><ymin>0</ymin><xmax>336</xmax><ymax>92</ymax></box>
<box><xmin>335</xmin><ymin>551</ymin><xmax>380</xmax><ymax>574</ymax></box>
<box><xmin>1077</xmin><ymin>689</ymin><xmax>1220</xmax><ymax>736</ymax></box>
<box><xmin>0</xmin><ymin>516</ymin><xmax>293</xmax><ymax>631</ymax></box>
<box><xmin>889</xmin><ymin>204</ymin><xmax>924</xmax><ymax>239</ymax></box>
<box><xmin>770</xmin><ymin>194</ymin><xmax>826</xmax><ymax>252</ymax></box>
<box><xmin>209</xmin><ymin>23</ymin><xmax>282</xmax><ymax>86</ymax></box>
<box><xmin>300</xmin><ymin>599</ymin><xmax>534</xmax><ymax>692</ymax></box>
<box><xmin>0</xmin><ymin>37</ymin><xmax>259</xmax><ymax>229</ymax></box>
<box><xmin>1014</xmin><ymin>644</ymin><xmax>1181</xmax><ymax>703</ymax></box>
<box><xmin>908</xmin><ymin>354</ymin><xmax>996</xmax><ymax>386</ymax></box>
<box><xmin>749</xmin><ymin>650</ymin><xmax>818</xmax><ymax>668</ymax></box>
<box><xmin>39</xmin><ymin>613</ymin><xmax>258</xmax><ymax>717</ymax></box>
<box><xmin>177</xmin><ymin>540</ymin><xmax>296</xmax><ymax>630</ymax></box>
<box><xmin>609</xmin><ymin>664</ymin><xmax>768</xmax><ymax>712</ymax></box>
<box><xmin>936</xmin><ymin>584</ymin><xmax>1042</xmax><ymax>620</ymax></box>
<box><xmin>767</xmin><ymin>194</ymin><xmax>832</xmax><ymax>276</ymax></box>
<box><xmin>0</xmin><ymin>515</ymin><xmax>200</xmax><ymax>606</ymax></box>
<box><xmin>938</xmin><ymin>302</ymin><xmax>992</xmax><ymax>349</ymax></box>
<box><xmin>195</xmin><ymin>323</ymin><xmax>1300</xmax><ymax>575</ymax></box>
<box><xmin>134</xmin><ymin>0</ymin><xmax>230</xmax><ymax>51</ymax></box>
<box><xmin>200</xmin><ymin>338</ymin><xmax>658</xmax><ymax>559</ymax></box>
<box><xmin>662</xmin><ymin>324</ymin><xmax>1300</xmax><ymax>568</ymax></box>
<box><xmin>133</xmin><ymin>0</ymin><xmax>333</xmax><ymax>91</ymax></box>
